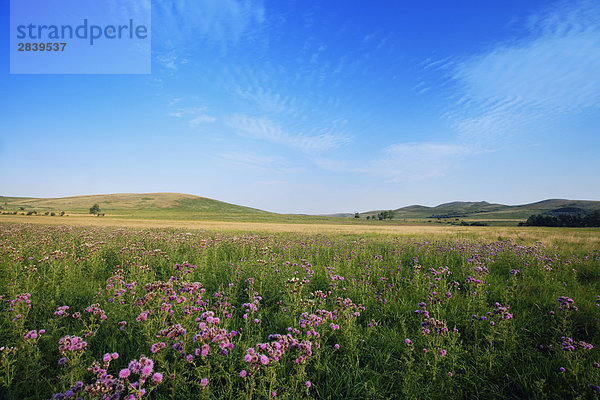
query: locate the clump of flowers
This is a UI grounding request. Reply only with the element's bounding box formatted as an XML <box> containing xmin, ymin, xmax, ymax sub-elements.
<box><xmin>192</xmin><ymin>321</ymin><xmax>236</xmax><ymax>356</ymax></box>
<box><xmin>8</xmin><ymin>293</ymin><xmax>32</xmax><ymax>310</ymax></box>
<box><xmin>244</xmin><ymin>333</ymin><xmax>314</xmax><ymax>370</ymax></box>
<box><xmin>471</xmin><ymin>302</ymin><xmax>513</xmax><ymax>327</ymax></box>
<box><xmin>85</xmin><ymin>303</ymin><xmax>107</xmax><ymax>320</ymax></box>
<box><xmin>492</xmin><ymin>302</ymin><xmax>513</xmax><ymax>320</ymax></box>
<box><xmin>416</xmin><ymin>302</ymin><xmax>450</xmax><ymax>336</ymax></box>
<box><xmin>58</xmin><ymin>335</ymin><xmax>87</xmax><ymax>356</ymax></box>
<box><xmin>156</xmin><ymin>324</ymin><xmax>186</xmax><ymax>340</ymax></box>
<box><xmin>561</xmin><ymin>337</ymin><xmax>593</xmax><ymax>352</ymax></box>
<box><xmin>24</xmin><ymin>329</ymin><xmax>44</xmax><ymax>342</ymax></box>
<box><xmin>557</xmin><ymin>296</ymin><xmax>578</xmax><ymax>312</ymax></box>
<box><xmin>242</xmin><ymin>295</ymin><xmax>262</xmax><ymax>320</ymax></box>
<box><xmin>7</xmin><ymin>293</ymin><xmax>32</xmax><ymax>322</ymax></box>
<box><xmin>54</xmin><ymin>305</ymin><xmax>70</xmax><ymax>317</ymax></box>
<box><xmin>151</xmin><ymin>342</ymin><xmax>166</xmax><ymax>354</ymax></box>
<box><xmin>52</xmin><ymin>381</ymin><xmax>84</xmax><ymax>399</ymax></box>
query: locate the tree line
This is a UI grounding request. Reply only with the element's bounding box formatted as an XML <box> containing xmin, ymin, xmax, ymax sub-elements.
<box><xmin>520</xmin><ymin>210</ymin><xmax>600</xmax><ymax>227</ymax></box>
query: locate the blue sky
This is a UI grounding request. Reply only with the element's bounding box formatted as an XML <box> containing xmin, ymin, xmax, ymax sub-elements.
<box><xmin>1</xmin><ymin>0</ymin><xmax>599</xmax><ymax>214</ymax></box>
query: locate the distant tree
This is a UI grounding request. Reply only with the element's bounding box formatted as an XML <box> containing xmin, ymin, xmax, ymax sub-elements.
<box><xmin>354</xmin><ymin>212</ymin><xmax>360</xmax><ymax>219</ymax></box>
<box><xmin>19</xmin><ymin>206</ymin><xmax>25</xmax><ymax>211</ymax></box>
<box><xmin>90</xmin><ymin>204</ymin><xmax>101</xmax><ymax>215</ymax></box>
<box><xmin>366</xmin><ymin>216</ymin><xmax>370</xmax><ymax>220</ymax></box>
<box><xmin>60</xmin><ymin>211</ymin><xmax>65</xmax><ymax>216</ymax></box>
<box><xmin>377</xmin><ymin>210</ymin><xmax>394</xmax><ymax>220</ymax></box>
<box><xmin>523</xmin><ymin>210</ymin><xmax>600</xmax><ymax>227</ymax></box>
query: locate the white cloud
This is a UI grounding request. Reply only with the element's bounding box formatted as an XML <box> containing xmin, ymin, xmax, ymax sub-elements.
<box><xmin>168</xmin><ymin>107</ymin><xmax>217</xmax><ymax>126</ymax></box>
<box><xmin>371</xmin><ymin>142</ymin><xmax>468</xmax><ymax>181</ymax></box>
<box><xmin>189</xmin><ymin>115</ymin><xmax>217</xmax><ymax>127</ymax></box>
<box><xmin>226</xmin><ymin>114</ymin><xmax>350</xmax><ymax>153</ymax></box>
<box><xmin>153</xmin><ymin>0</ymin><xmax>266</xmax><ymax>70</ymax></box>
<box><xmin>215</xmin><ymin>151</ymin><xmax>306</xmax><ymax>174</ymax></box>
<box><xmin>316</xmin><ymin>142</ymin><xmax>469</xmax><ymax>182</ymax></box>
<box><xmin>154</xmin><ymin>0</ymin><xmax>265</xmax><ymax>48</ymax></box>
<box><xmin>450</xmin><ymin>1</ymin><xmax>600</xmax><ymax>139</ymax></box>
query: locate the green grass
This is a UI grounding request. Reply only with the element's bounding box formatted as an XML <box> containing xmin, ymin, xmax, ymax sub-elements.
<box><xmin>3</xmin><ymin>193</ymin><xmax>599</xmax><ymax>226</ymax></box>
<box><xmin>0</xmin><ymin>223</ymin><xmax>599</xmax><ymax>399</ymax></box>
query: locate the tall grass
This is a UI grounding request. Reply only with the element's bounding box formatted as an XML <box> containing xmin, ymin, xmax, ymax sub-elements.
<box><xmin>0</xmin><ymin>223</ymin><xmax>599</xmax><ymax>399</ymax></box>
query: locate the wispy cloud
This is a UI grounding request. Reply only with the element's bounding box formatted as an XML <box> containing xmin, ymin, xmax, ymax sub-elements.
<box><xmin>226</xmin><ymin>114</ymin><xmax>350</xmax><ymax>153</ymax></box>
<box><xmin>316</xmin><ymin>142</ymin><xmax>469</xmax><ymax>182</ymax></box>
<box><xmin>215</xmin><ymin>151</ymin><xmax>305</xmax><ymax>174</ymax></box>
<box><xmin>153</xmin><ymin>0</ymin><xmax>266</xmax><ymax>69</ymax></box>
<box><xmin>368</xmin><ymin>142</ymin><xmax>469</xmax><ymax>181</ymax></box>
<box><xmin>231</xmin><ymin>84</ymin><xmax>300</xmax><ymax>115</ymax></box>
<box><xmin>449</xmin><ymin>0</ymin><xmax>600</xmax><ymax>140</ymax></box>
<box><xmin>168</xmin><ymin>107</ymin><xmax>217</xmax><ymax>127</ymax></box>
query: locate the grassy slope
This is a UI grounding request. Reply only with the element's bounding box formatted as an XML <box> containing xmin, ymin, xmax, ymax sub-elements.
<box><xmin>2</xmin><ymin>194</ymin><xmax>599</xmax><ymax>225</ymax></box>
<box><xmin>0</xmin><ymin>193</ymin><xmax>353</xmax><ymax>223</ymax></box>
<box><xmin>360</xmin><ymin>199</ymin><xmax>600</xmax><ymax>220</ymax></box>
<box><xmin>0</xmin><ymin>193</ymin><xmax>269</xmax><ymax>219</ymax></box>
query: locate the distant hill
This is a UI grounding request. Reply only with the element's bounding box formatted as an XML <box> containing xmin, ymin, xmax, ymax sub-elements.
<box><xmin>359</xmin><ymin>199</ymin><xmax>600</xmax><ymax>221</ymax></box>
<box><xmin>0</xmin><ymin>193</ymin><xmax>271</xmax><ymax>220</ymax></box>
<box><xmin>2</xmin><ymin>193</ymin><xmax>599</xmax><ymax>225</ymax></box>
<box><xmin>542</xmin><ymin>207</ymin><xmax>591</xmax><ymax>217</ymax></box>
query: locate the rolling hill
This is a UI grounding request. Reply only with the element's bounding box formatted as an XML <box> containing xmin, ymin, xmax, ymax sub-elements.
<box><xmin>1</xmin><ymin>193</ymin><xmax>599</xmax><ymax>225</ymax></box>
<box><xmin>359</xmin><ymin>199</ymin><xmax>600</xmax><ymax>221</ymax></box>
<box><xmin>0</xmin><ymin>193</ymin><xmax>272</xmax><ymax>220</ymax></box>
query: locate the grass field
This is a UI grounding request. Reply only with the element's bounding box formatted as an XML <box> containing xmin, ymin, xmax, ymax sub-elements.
<box><xmin>1</xmin><ymin>214</ymin><xmax>599</xmax><ymax>252</ymax></box>
<box><xmin>1</xmin><ymin>221</ymin><xmax>599</xmax><ymax>399</ymax></box>
<box><xmin>4</xmin><ymin>193</ymin><xmax>598</xmax><ymax>226</ymax></box>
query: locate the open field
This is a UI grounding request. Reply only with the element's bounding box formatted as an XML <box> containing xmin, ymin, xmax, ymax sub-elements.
<box><xmin>1</xmin><ymin>221</ymin><xmax>600</xmax><ymax>399</ymax></box>
<box><xmin>2</xmin><ymin>215</ymin><xmax>600</xmax><ymax>251</ymax></box>
<box><xmin>4</xmin><ymin>193</ymin><xmax>598</xmax><ymax>226</ymax></box>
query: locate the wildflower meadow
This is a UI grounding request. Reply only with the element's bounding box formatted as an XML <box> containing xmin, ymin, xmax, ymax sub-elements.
<box><xmin>1</xmin><ymin>223</ymin><xmax>599</xmax><ymax>399</ymax></box>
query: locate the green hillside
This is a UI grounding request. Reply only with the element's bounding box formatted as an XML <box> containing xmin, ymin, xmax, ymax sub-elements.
<box><xmin>2</xmin><ymin>193</ymin><xmax>599</xmax><ymax>225</ymax></box>
<box><xmin>359</xmin><ymin>199</ymin><xmax>600</xmax><ymax>221</ymax></box>
<box><xmin>0</xmin><ymin>193</ymin><xmax>272</xmax><ymax>220</ymax></box>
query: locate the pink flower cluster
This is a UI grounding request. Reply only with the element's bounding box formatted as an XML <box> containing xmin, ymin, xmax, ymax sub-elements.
<box><xmin>54</xmin><ymin>305</ymin><xmax>70</xmax><ymax>316</ymax></box>
<box><xmin>58</xmin><ymin>335</ymin><xmax>87</xmax><ymax>354</ymax></box>
<box><xmin>85</xmin><ymin>303</ymin><xmax>107</xmax><ymax>320</ymax></box>
<box><xmin>244</xmin><ymin>333</ymin><xmax>314</xmax><ymax>369</ymax></box>
<box><xmin>156</xmin><ymin>323</ymin><xmax>186</xmax><ymax>340</ymax></box>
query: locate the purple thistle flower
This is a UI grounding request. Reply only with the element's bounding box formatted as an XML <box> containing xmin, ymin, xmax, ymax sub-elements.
<box><xmin>119</xmin><ymin>369</ymin><xmax>131</xmax><ymax>379</ymax></box>
<box><xmin>152</xmin><ymin>372</ymin><xmax>163</xmax><ymax>384</ymax></box>
<box><xmin>141</xmin><ymin>365</ymin><xmax>153</xmax><ymax>378</ymax></box>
